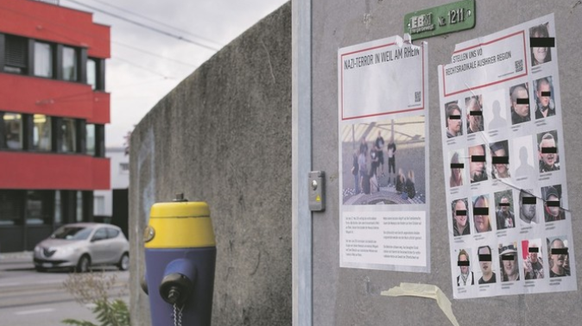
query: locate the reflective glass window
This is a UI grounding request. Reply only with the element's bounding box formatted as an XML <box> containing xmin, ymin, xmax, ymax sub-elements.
<box><xmin>34</xmin><ymin>42</ymin><xmax>53</xmax><ymax>78</ymax></box>
<box><xmin>61</xmin><ymin>118</ymin><xmax>76</xmax><ymax>153</ymax></box>
<box><xmin>62</xmin><ymin>46</ymin><xmax>77</xmax><ymax>81</ymax></box>
<box><xmin>86</xmin><ymin>124</ymin><xmax>95</xmax><ymax>156</ymax></box>
<box><xmin>2</xmin><ymin>112</ymin><xmax>23</xmax><ymax>150</ymax></box>
<box><xmin>33</xmin><ymin>114</ymin><xmax>51</xmax><ymax>151</ymax></box>
<box><xmin>87</xmin><ymin>58</ymin><xmax>97</xmax><ymax>90</ymax></box>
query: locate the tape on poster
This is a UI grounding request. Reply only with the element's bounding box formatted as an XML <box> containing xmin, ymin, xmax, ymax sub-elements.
<box><xmin>381</xmin><ymin>283</ymin><xmax>460</xmax><ymax>326</ymax></box>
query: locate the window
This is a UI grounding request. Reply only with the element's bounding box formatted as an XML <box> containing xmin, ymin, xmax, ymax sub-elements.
<box><xmin>94</xmin><ymin>195</ymin><xmax>105</xmax><ymax>215</ymax></box>
<box><xmin>107</xmin><ymin>228</ymin><xmax>120</xmax><ymax>239</ymax></box>
<box><xmin>0</xmin><ymin>191</ymin><xmax>23</xmax><ymax>226</ymax></box>
<box><xmin>87</xmin><ymin>58</ymin><xmax>97</xmax><ymax>90</ymax></box>
<box><xmin>2</xmin><ymin>112</ymin><xmax>23</xmax><ymax>150</ymax></box>
<box><xmin>119</xmin><ymin>162</ymin><xmax>129</xmax><ymax>174</ymax></box>
<box><xmin>34</xmin><ymin>42</ymin><xmax>53</xmax><ymax>78</ymax></box>
<box><xmin>86</xmin><ymin>124</ymin><xmax>95</xmax><ymax>156</ymax></box>
<box><xmin>4</xmin><ymin>35</ymin><xmax>28</xmax><ymax>74</ymax></box>
<box><xmin>33</xmin><ymin>114</ymin><xmax>51</xmax><ymax>151</ymax></box>
<box><xmin>76</xmin><ymin>191</ymin><xmax>83</xmax><ymax>222</ymax></box>
<box><xmin>62</xmin><ymin>46</ymin><xmax>78</xmax><ymax>81</ymax></box>
<box><xmin>60</xmin><ymin>118</ymin><xmax>77</xmax><ymax>152</ymax></box>
<box><xmin>54</xmin><ymin>190</ymin><xmax>62</xmax><ymax>224</ymax></box>
<box><xmin>92</xmin><ymin>228</ymin><xmax>107</xmax><ymax>241</ymax></box>
<box><xmin>25</xmin><ymin>190</ymin><xmax>51</xmax><ymax>225</ymax></box>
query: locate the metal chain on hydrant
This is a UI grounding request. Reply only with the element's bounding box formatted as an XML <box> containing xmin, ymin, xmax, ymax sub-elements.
<box><xmin>173</xmin><ymin>303</ymin><xmax>183</xmax><ymax>326</ymax></box>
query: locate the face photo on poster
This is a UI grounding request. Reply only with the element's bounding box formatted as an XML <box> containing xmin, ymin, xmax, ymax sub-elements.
<box><xmin>541</xmin><ymin>184</ymin><xmax>565</xmax><ymax>222</ymax></box>
<box><xmin>530</xmin><ymin>22</ymin><xmax>553</xmax><ymax>67</ymax></box>
<box><xmin>477</xmin><ymin>244</ymin><xmax>497</xmax><ymax>284</ymax></box>
<box><xmin>484</xmin><ymin>88</ymin><xmax>509</xmax><ymax>131</ymax></box>
<box><xmin>509</xmin><ymin>83</ymin><xmax>531</xmax><ymax>125</ymax></box>
<box><xmin>512</xmin><ymin>135</ymin><xmax>536</xmax><ymax>180</ymax></box>
<box><xmin>340</xmin><ymin>116</ymin><xmax>426</xmax><ymax>205</ymax></box>
<box><xmin>444</xmin><ymin>101</ymin><xmax>464</xmax><ymax>139</ymax></box>
<box><xmin>472</xmin><ymin>194</ymin><xmax>493</xmax><ymax>233</ymax></box>
<box><xmin>547</xmin><ymin>236</ymin><xmax>570</xmax><ymax>278</ymax></box>
<box><xmin>533</xmin><ymin>76</ymin><xmax>556</xmax><ymax>119</ymax></box>
<box><xmin>449</xmin><ymin>149</ymin><xmax>466</xmax><ymax>188</ymax></box>
<box><xmin>466</xmin><ymin>95</ymin><xmax>484</xmax><ymax>134</ymax></box>
<box><xmin>518</xmin><ymin>188</ymin><xmax>540</xmax><ymax>225</ymax></box>
<box><xmin>537</xmin><ymin>130</ymin><xmax>560</xmax><ymax>173</ymax></box>
<box><xmin>452</xmin><ymin>198</ymin><xmax>470</xmax><ymax>237</ymax></box>
<box><xmin>469</xmin><ymin>144</ymin><xmax>488</xmax><ymax>184</ymax></box>
<box><xmin>494</xmin><ymin>189</ymin><xmax>516</xmax><ymax>230</ymax></box>
<box><xmin>522</xmin><ymin>238</ymin><xmax>545</xmax><ymax>280</ymax></box>
<box><xmin>455</xmin><ymin>248</ymin><xmax>476</xmax><ymax>287</ymax></box>
<box><xmin>490</xmin><ymin>140</ymin><xmax>510</xmax><ymax>180</ymax></box>
<box><xmin>499</xmin><ymin>241</ymin><xmax>521</xmax><ymax>282</ymax></box>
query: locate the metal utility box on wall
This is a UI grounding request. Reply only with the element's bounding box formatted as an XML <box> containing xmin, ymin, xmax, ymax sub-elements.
<box><xmin>293</xmin><ymin>0</ymin><xmax>582</xmax><ymax>325</ymax></box>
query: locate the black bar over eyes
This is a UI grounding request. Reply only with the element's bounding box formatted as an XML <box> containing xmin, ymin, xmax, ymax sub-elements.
<box><xmin>492</xmin><ymin>156</ymin><xmax>509</xmax><ymax>164</ymax></box>
<box><xmin>546</xmin><ymin>200</ymin><xmax>560</xmax><ymax>207</ymax></box>
<box><xmin>522</xmin><ymin>197</ymin><xmax>536</xmax><ymax>205</ymax></box>
<box><xmin>469</xmin><ymin>110</ymin><xmax>482</xmax><ymax>116</ymax></box>
<box><xmin>541</xmin><ymin>147</ymin><xmax>557</xmax><ymax>154</ymax></box>
<box><xmin>499</xmin><ymin>202</ymin><xmax>510</xmax><ymax>207</ymax></box>
<box><xmin>455</xmin><ymin>210</ymin><xmax>467</xmax><ymax>216</ymax></box>
<box><xmin>449</xmin><ymin>115</ymin><xmax>461</xmax><ymax>120</ymax></box>
<box><xmin>551</xmin><ymin>248</ymin><xmax>568</xmax><ymax>255</ymax></box>
<box><xmin>541</xmin><ymin>91</ymin><xmax>551</xmax><ymax>97</ymax></box>
<box><xmin>479</xmin><ymin>254</ymin><xmax>492</xmax><ymax>261</ymax></box>
<box><xmin>471</xmin><ymin>155</ymin><xmax>485</xmax><ymax>162</ymax></box>
<box><xmin>457</xmin><ymin>260</ymin><xmax>470</xmax><ymax>266</ymax></box>
<box><xmin>502</xmin><ymin>255</ymin><xmax>515</xmax><ymax>261</ymax></box>
<box><xmin>451</xmin><ymin>163</ymin><xmax>464</xmax><ymax>169</ymax></box>
<box><xmin>516</xmin><ymin>98</ymin><xmax>529</xmax><ymax>105</ymax></box>
<box><xmin>529</xmin><ymin>247</ymin><xmax>539</xmax><ymax>253</ymax></box>
<box><xmin>473</xmin><ymin>207</ymin><xmax>489</xmax><ymax>215</ymax></box>
<box><xmin>530</xmin><ymin>37</ymin><xmax>555</xmax><ymax>48</ymax></box>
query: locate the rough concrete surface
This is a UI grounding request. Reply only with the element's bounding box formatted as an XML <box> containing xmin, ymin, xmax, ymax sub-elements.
<box><xmin>129</xmin><ymin>3</ymin><xmax>291</xmax><ymax>325</ymax></box>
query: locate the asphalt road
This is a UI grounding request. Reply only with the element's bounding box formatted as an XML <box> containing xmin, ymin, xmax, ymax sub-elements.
<box><xmin>0</xmin><ymin>252</ymin><xmax>129</xmax><ymax>326</ymax></box>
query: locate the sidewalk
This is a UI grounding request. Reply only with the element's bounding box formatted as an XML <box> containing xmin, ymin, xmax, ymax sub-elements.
<box><xmin>0</xmin><ymin>251</ymin><xmax>33</xmax><ymax>265</ymax></box>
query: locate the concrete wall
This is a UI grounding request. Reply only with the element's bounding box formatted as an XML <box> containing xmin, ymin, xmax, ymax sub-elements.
<box><xmin>128</xmin><ymin>3</ymin><xmax>291</xmax><ymax>325</ymax></box>
<box><xmin>309</xmin><ymin>0</ymin><xmax>582</xmax><ymax>325</ymax></box>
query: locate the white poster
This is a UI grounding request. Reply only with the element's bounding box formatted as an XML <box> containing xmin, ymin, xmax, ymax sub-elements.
<box><xmin>439</xmin><ymin>14</ymin><xmax>576</xmax><ymax>298</ymax></box>
<box><xmin>339</xmin><ymin>35</ymin><xmax>430</xmax><ymax>272</ymax></box>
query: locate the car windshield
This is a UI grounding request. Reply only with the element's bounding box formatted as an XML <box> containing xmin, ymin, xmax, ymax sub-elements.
<box><xmin>51</xmin><ymin>226</ymin><xmax>93</xmax><ymax>240</ymax></box>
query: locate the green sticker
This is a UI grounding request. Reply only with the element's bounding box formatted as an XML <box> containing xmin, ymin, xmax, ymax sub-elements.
<box><xmin>404</xmin><ymin>0</ymin><xmax>476</xmax><ymax>41</ymax></box>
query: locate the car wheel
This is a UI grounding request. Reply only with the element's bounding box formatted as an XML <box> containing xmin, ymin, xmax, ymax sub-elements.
<box><xmin>76</xmin><ymin>255</ymin><xmax>91</xmax><ymax>273</ymax></box>
<box><xmin>118</xmin><ymin>253</ymin><xmax>129</xmax><ymax>271</ymax></box>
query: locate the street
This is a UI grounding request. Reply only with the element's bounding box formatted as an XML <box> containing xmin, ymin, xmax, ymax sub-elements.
<box><xmin>0</xmin><ymin>252</ymin><xmax>129</xmax><ymax>326</ymax></box>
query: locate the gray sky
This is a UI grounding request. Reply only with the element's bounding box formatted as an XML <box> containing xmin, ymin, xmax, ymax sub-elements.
<box><xmin>60</xmin><ymin>0</ymin><xmax>288</xmax><ymax>147</ymax></box>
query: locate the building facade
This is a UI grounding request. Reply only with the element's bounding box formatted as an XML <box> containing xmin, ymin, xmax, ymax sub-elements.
<box><xmin>0</xmin><ymin>0</ymin><xmax>110</xmax><ymax>252</ymax></box>
<box><xmin>94</xmin><ymin>147</ymin><xmax>129</xmax><ymax>237</ymax></box>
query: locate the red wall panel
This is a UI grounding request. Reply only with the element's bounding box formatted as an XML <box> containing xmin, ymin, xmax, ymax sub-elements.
<box><xmin>0</xmin><ymin>0</ymin><xmax>110</xmax><ymax>58</ymax></box>
<box><xmin>0</xmin><ymin>74</ymin><xmax>109</xmax><ymax>122</ymax></box>
<box><xmin>0</xmin><ymin>152</ymin><xmax>110</xmax><ymax>190</ymax></box>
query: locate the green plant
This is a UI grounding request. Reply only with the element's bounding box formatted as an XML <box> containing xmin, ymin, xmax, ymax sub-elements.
<box><xmin>62</xmin><ymin>271</ymin><xmax>130</xmax><ymax>326</ymax></box>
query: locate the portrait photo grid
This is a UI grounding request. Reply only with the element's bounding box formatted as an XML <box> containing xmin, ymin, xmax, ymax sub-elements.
<box><xmin>438</xmin><ymin>14</ymin><xmax>576</xmax><ymax>299</ymax></box>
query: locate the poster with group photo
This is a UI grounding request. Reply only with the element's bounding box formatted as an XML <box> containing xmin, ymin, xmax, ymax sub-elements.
<box><xmin>439</xmin><ymin>14</ymin><xmax>576</xmax><ymax>298</ymax></box>
<box><xmin>338</xmin><ymin>35</ymin><xmax>430</xmax><ymax>272</ymax></box>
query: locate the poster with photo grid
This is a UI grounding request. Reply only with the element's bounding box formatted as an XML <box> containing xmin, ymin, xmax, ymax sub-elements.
<box><xmin>438</xmin><ymin>14</ymin><xmax>576</xmax><ymax>299</ymax></box>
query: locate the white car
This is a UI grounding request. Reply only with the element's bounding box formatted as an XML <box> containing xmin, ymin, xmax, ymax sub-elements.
<box><xmin>33</xmin><ymin>223</ymin><xmax>129</xmax><ymax>272</ymax></box>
